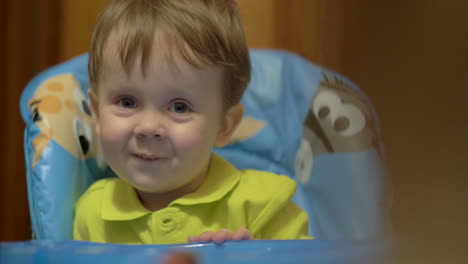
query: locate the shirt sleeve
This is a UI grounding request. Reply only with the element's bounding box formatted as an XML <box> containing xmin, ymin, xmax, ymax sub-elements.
<box><xmin>248</xmin><ymin>174</ymin><xmax>313</xmax><ymax>240</ymax></box>
<box><xmin>255</xmin><ymin>200</ymin><xmax>312</xmax><ymax>240</ymax></box>
<box><xmin>72</xmin><ymin>179</ymin><xmax>107</xmax><ymax>241</ymax></box>
<box><xmin>73</xmin><ymin>214</ymin><xmax>87</xmax><ymax>240</ymax></box>
<box><xmin>73</xmin><ymin>200</ymin><xmax>89</xmax><ymax>240</ymax></box>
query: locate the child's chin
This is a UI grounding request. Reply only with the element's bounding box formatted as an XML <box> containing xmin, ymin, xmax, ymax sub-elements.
<box><xmin>132</xmin><ymin>180</ymin><xmax>175</xmax><ymax>194</ymax></box>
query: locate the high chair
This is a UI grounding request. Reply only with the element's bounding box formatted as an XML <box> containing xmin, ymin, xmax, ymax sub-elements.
<box><xmin>13</xmin><ymin>49</ymin><xmax>392</xmax><ymax>263</ymax></box>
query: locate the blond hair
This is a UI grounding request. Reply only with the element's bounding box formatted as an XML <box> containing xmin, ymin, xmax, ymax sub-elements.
<box><xmin>89</xmin><ymin>0</ymin><xmax>251</xmax><ymax>108</ymax></box>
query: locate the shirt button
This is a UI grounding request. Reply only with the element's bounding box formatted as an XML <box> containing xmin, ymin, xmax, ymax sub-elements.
<box><xmin>162</xmin><ymin>218</ymin><xmax>172</xmax><ymax>224</ymax></box>
<box><xmin>161</xmin><ymin>216</ymin><xmax>176</xmax><ymax>230</ymax></box>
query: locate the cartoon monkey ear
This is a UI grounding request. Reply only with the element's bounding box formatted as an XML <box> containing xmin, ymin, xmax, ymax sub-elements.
<box><xmin>228</xmin><ymin>116</ymin><xmax>266</xmax><ymax>145</ymax></box>
<box><xmin>88</xmin><ymin>89</ymin><xmax>99</xmax><ymax>119</ymax></box>
<box><xmin>215</xmin><ymin>104</ymin><xmax>244</xmax><ymax>148</ymax></box>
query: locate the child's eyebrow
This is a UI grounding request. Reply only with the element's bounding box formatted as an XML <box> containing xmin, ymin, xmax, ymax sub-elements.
<box><xmin>29</xmin><ymin>100</ymin><xmax>41</xmax><ymax>108</ymax></box>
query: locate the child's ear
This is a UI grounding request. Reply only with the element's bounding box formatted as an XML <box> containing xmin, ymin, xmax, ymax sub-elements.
<box><xmin>215</xmin><ymin>103</ymin><xmax>244</xmax><ymax>148</ymax></box>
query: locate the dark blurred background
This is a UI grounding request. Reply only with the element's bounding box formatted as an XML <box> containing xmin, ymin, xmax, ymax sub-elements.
<box><xmin>1</xmin><ymin>0</ymin><xmax>467</xmax><ymax>262</ymax></box>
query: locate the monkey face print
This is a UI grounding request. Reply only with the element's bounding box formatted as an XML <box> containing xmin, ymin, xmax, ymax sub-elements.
<box><xmin>28</xmin><ymin>74</ymin><xmax>102</xmax><ymax>167</ymax></box>
<box><xmin>296</xmin><ymin>73</ymin><xmax>380</xmax><ymax>183</ymax></box>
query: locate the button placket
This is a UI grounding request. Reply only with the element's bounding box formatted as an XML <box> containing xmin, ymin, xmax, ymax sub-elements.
<box><xmin>151</xmin><ymin>207</ymin><xmax>187</xmax><ymax>243</ymax></box>
<box><xmin>160</xmin><ymin>214</ymin><xmax>177</xmax><ymax>230</ymax></box>
<box><xmin>152</xmin><ymin>207</ymin><xmax>180</xmax><ymax>233</ymax></box>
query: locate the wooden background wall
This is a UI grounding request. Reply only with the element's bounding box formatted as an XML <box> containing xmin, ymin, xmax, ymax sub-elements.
<box><xmin>1</xmin><ymin>0</ymin><xmax>466</xmax><ymax>262</ymax></box>
<box><xmin>1</xmin><ymin>0</ymin><xmax>35</xmax><ymax>241</ymax></box>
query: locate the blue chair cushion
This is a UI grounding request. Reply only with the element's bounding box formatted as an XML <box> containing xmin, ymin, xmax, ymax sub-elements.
<box><xmin>20</xmin><ymin>49</ymin><xmax>392</xmax><ymax>240</ymax></box>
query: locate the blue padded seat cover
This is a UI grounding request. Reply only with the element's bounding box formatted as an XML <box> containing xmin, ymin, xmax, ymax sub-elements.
<box><xmin>20</xmin><ymin>49</ymin><xmax>392</xmax><ymax>240</ymax></box>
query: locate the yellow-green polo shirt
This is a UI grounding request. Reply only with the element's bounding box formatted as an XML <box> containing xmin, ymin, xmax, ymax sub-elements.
<box><xmin>73</xmin><ymin>154</ymin><xmax>312</xmax><ymax>244</ymax></box>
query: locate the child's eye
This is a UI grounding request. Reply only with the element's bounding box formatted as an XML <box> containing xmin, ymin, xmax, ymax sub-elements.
<box><xmin>117</xmin><ymin>97</ymin><xmax>137</xmax><ymax>109</ymax></box>
<box><xmin>169</xmin><ymin>102</ymin><xmax>191</xmax><ymax>114</ymax></box>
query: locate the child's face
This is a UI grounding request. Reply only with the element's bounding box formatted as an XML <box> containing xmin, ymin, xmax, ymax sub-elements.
<box><xmin>91</xmin><ymin>42</ymin><xmax>237</xmax><ymax>194</ymax></box>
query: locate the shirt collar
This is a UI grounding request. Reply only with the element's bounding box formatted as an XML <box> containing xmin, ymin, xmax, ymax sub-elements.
<box><xmin>170</xmin><ymin>153</ymin><xmax>240</xmax><ymax>206</ymax></box>
<box><xmin>101</xmin><ymin>153</ymin><xmax>240</xmax><ymax>221</ymax></box>
<box><xmin>101</xmin><ymin>178</ymin><xmax>151</xmax><ymax>221</ymax></box>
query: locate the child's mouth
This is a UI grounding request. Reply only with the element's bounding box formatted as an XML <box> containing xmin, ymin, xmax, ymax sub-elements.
<box><xmin>132</xmin><ymin>153</ymin><xmax>165</xmax><ymax>161</ymax></box>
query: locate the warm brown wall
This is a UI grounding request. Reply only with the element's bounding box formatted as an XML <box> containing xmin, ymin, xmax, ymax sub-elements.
<box><xmin>58</xmin><ymin>0</ymin><xmax>110</xmax><ymax>61</ymax></box>
<box><xmin>56</xmin><ymin>0</ymin><xmax>344</xmax><ymax>70</ymax></box>
<box><xmin>341</xmin><ymin>1</ymin><xmax>467</xmax><ymax>262</ymax></box>
<box><xmin>2</xmin><ymin>3</ymin><xmax>466</xmax><ymax>262</ymax></box>
<box><xmin>0</xmin><ymin>0</ymin><xmax>66</xmax><ymax>242</ymax></box>
<box><xmin>238</xmin><ymin>0</ymin><xmax>343</xmax><ymax>71</ymax></box>
<box><xmin>0</xmin><ymin>0</ymin><xmax>35</xmax><ymax>241</ymax></box>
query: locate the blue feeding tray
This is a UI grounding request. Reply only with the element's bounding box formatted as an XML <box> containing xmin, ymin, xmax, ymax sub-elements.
<box><xmin>1</xmin><ymin>239</ymin><xmax>393</xmax><ymax>264</ymax></box>
<box><xmin>15</xmin><ymin>49</ymin><xmax>393</xmax><ymax>263</ymax></box>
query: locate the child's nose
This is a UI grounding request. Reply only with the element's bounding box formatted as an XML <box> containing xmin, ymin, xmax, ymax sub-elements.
<box><xmin>134</xmin><ymin>111</ymin><xmax>166</xmax><ymax>139</ymax></box>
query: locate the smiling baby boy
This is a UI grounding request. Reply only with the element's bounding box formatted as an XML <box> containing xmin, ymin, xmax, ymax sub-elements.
<box><xmin>73</xmin><ymin>0</ymin><xmax>311</xmax><ymax>244</ymax></box>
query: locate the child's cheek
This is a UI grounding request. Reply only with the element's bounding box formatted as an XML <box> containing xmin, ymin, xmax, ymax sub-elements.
<box><xmin>98</xmin><ymin>118</ymin><xmax>127</xmax><ymax>146</ymax></box>
<box><xmin>174</xmin><ymin>125</ymin><xmax>211</xmax><ymax>151</ymax></box>
<box><xmin>176</xmin><ymin>130</ymin><xmax>203</xmax><ymax>149</ymax></box>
